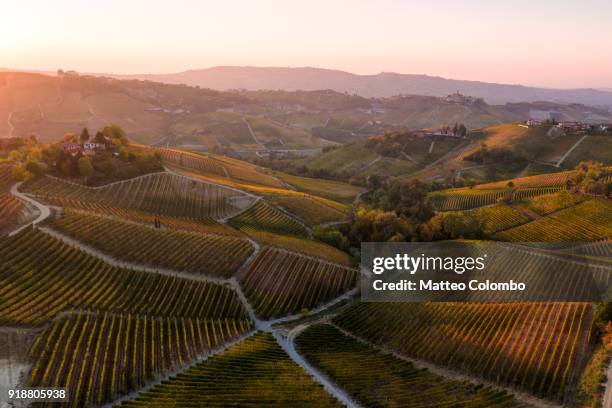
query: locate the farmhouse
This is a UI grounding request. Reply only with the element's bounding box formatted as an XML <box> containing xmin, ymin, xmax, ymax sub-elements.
<box><xmin>62</xmin><ymin>142</ymin><xmax>81</xmax><ymax>155</ymax></box>
<box><xmin>83</xmin><ymin>142</ymin><xmax>104</xmax><ymax>150</ymax></box>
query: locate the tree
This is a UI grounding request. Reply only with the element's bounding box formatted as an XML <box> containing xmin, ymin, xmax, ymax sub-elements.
<box><xmin>80</xmin><ymin>128</ymin><xmax>90</xmax><ymax>143</ymax></box>
<box><xmin>25</xmin><ymin>161</ymin><xmax>44</xmax><ymax>177</ymax></box>
<box><xmin>78</xmin><ymin>156</ymin><xmax>94</xmax><ymax>183</ymax></box>
<box><xmin>480</xmin><ymin>142</ymin><xmax>488</xmax><ymax>164</ymax></box>
<box><xmin>102</xmin><ymin>124</ymin><xmax>128</xmax><ymax>145</ymax></box>
<box><xmin>63</xmin><ymin>133</ymin><xmax>78</xmax><ymax>143</ymax></box>
<box><xmin>459</xmin><ymin>124</ymin><xmax>467</xmax><ymax>137</ymax></box>
<box><xmin>94</xmin><ymin>131</ymin><xmax>106</xmax><ymax>144</ymax></box>
<box><xmin>11</xmin><ymin>164</ymin><xmax>33</xmax><ymax>181</ymax></box>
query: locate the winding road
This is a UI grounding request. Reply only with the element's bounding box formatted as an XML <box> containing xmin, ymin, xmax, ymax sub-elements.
<box><xmin>8</xmin><ymin>182</ymin><xmax>51</xmax><ymax>236</ymax></box>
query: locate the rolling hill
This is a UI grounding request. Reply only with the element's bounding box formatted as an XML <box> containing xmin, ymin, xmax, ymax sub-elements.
<box><xmin>112</xmin><ymin>66</ymin><xmax>612</xmax><ymax>106</ymax></box>
<box><xmin>2</xmin><ymin>71</ymin><xmax>611</xmax><ymax>150</ymax></box>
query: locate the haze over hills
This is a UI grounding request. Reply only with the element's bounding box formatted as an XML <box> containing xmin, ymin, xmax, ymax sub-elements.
<box><xmin>112</xmin><ymin>66</ymin><xmax>612</xmax><ymax>107</ymax></box>
<box><xmin>1</xmin><ymin>71</ymin><xmax>611</xmax><ymax>148</ymax></box>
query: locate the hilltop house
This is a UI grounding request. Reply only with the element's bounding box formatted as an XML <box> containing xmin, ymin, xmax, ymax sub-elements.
<box><xmin>62</xmin><ymin>141</ymin><xmax>106</xmax><ymax>157</ymax></box>
<box><xmin>83</xmin><ymin>142</ymin><xmax>104</xmax><ymax>150</ymax></box>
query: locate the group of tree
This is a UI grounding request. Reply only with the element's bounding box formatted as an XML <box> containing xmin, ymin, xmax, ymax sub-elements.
<box><xmin>364</xmin><ymin>130</ymin><xmax>416</xmax><ymax>158</ymax></box>
<box><xmin>567</xmin><ymin>161</ymin><xmax>612</xmax><ymax>196</ymax></box>
<box><xmin>9</xmin><ymin>125</ymin><xmax>162</xmax><ymax>185</ymax></box>
<box><xmin>5</xmin><ymin>136</ymin><xmax>46</xmax><ymax>182</ymax></box>
<box><xmin>434</xmin><ymin>123</ymin><xmax>468</xmax><ymax>137</ymax></box>
<box><xmin>314</xmin><ymin>179</ymin><xmax>474</xmax><ymax>254</ymax></box>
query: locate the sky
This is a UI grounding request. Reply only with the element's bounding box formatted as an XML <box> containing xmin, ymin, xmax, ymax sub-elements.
<box><xmin>1</xmin><ymin>0</ymin><xmax>611</xmax><ymax>88</ymax></box>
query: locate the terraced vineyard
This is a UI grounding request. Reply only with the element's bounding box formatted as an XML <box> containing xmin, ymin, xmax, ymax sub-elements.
<box><xmin>49</xmin><ymin>209</ymin><xmax>254</xmax><ymax>277</ymax></box>
<box><xmin>22</xmin><ymin>172</ymin><xmax>254</xmax><ymax>219</ymax></box>
<box><xmin>29</xmin><ymin>312</ymin><xmax>251</xmax><ymax>407</ymax></box>
<box><xmin>296</xmin><ymin>324</ymin><xmax>526</xmax><ymax>408</ymax></box>
<box><xmin>229</xmin><ymin>200</ymin><xmax>308</xmax><ymax>237</ymax></box>
<box><xmin>0</xmin><ymin>228</ymin><xmax>247</xmax><ymax>326</ymax></box>
<box><xmin>429</xmin><ymin>186</ymin><xmax>561</xmax><ymax>211</ymax></box>
<box><xmin>496</xmin><ymin>198</ymin><xmax>612</xmax><ymax>242</ymax></box>
<box><xmin>334</xmin><ymin>302</ymin><xmax>594</xmax><ymax>402</ymax></box>
<box><xmin>240</xmin><ymin>247</ymin><xmax>357</xmax><ymax>319</ymax></box>
<box><xmin>120</xmin><ymin>332</ymin><xmax>341</xmax><ymax>407</ymax></box>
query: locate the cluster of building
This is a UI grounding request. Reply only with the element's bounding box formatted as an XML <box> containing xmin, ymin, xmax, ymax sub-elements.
<box><xmin>441</xmin><ymin>92</ymin><xmax>484</xmax><ymax>106</ymax></box>
<box><xmin>525</xmin><ymin>119</ymin><xmax>611</xmax><ymax>134</ymax></box>
<box><xmin>61</xmin><ymin>141</ymin><xmax>109</xmax><ymax>157</ymax></box>
<box><xmin>414</xmin><ymin>129</ymin><xmax>466</xmax><ymax>139</ymax></box>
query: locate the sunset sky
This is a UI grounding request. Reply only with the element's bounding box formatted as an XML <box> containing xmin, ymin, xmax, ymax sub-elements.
<box><xmin>1</xmin><ymin>0</ymin><xmax>611</xmax><ymax>88</ymax></box>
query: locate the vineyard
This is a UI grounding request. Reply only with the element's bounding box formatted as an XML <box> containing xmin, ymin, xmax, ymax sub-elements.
<box><xmin>119</xmin><ymin>332</ymin><xmax>341</xmax><ymax>407</ymax></box>
<box><xmin>0</xmin><ymin>192</ymin><xmax>26</xmax><ymax>234</ymax></box>
<box><xmin>160</xmin><ymin>147</ymin><xmax>286</xmax><ymax>188</ymax></box>
<box><xmin>54</xmin><ymin>204</ymin><xmax>241</xmax><ymax>236</ymax></box>
<box><xmin>165</xmin><ymin>163</ymin><xmax>351</xmax><ymax>226</ymax></box>
<box><xmin>0</xmin><ymin>162</ymin><xmax>14</xmax><ymax>191</ymax></box>
<box><xmin>519</xmin><ymin>191</ymin><xmax>587</xmax><ymax>216</ymax></box>
<box><xmin>276</xmin><ymin>172</ymin><xmax>364</xmax><ymax>204</ymax></box>
<box><xmin>239</xmin><ymin>229</ymin><xmax>352</xmax><ymax>265</ymax></box>
<box><xmin>229</xmin><ymin>200</ymin><xmax>308</xmax><ymax>237</ymax></box>
<box><xmin>157</xmin><ymin>148</ymin><xmax>228</xmax><ymax>177</ymax></box>
<box><xmin>240</xmin><ymin>247</ymin><xmax>358</xmax><ymax>319</ymax></box>
<box><xmin>334</xmin><ymin>302</ymin><xmax>594</xmax><ymax>402</ymax></box>
<box><xmin>452</xmin><ymin>204</ymin><xmax>529</xmax><ymax>235</ymax></box>
<box><xmin>296</xmin><ymin>324</ymin><xmax>526</xmax><ymax>408</ymax></box>
<box><xmin>0</xmin><ymin>228</ymin><xmax>247</xmax><ymax>326</ymax></box>
<box><xmin>475</xmin><ymin>170</ymin><xmax>575</xmax><ymax>189</ymax></box>
<box><xmin>566</xmin><ymin>240</ymin><xmax>612</xmax><ymax>258</ymax></box>
<box><xmin>22</xmin><ymin>172</ymin><xmax>255</xmax><ymax>219</ymax></box>
<box><xmin>429</xmin><ymin>186</ymin><xmax>561</xmax><ymax>211</ymax></box>
<box><xmin>496</xmin><ymin>198</ymin><xmax>612</xmax><ymax>242</ymax></box>
<box><xmin>49</xmin><ymin>209</ymin><xmax>254</xmax><ymax>278</ymax></box>
<box><xmin>28</xmin><ymin>311</ymin><xmax>251</xmax><ymax>407</ymax></box>
<box><xmin>269</xmin><ymin>194</ymin><xmax>350</xmax><ymax>226</ymax></box>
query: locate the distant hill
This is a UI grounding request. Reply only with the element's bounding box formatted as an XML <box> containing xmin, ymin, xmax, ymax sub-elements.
<box><xmin>112</xmin><ymin>66</ymin><xmax>612</xmax><ymax>107</ymax></box>
<box><xmin>1</xmin><ymin>71</ymin><xmax>610</xmax><ymax>149</ymax></box>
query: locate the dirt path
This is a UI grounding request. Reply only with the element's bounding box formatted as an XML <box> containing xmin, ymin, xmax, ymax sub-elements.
<box><xmin>8</xmin><ymin>182</ymin><xmax>51</xmax><ymax>236</ymax></box>
<box><xmin>556</xmin><ymin>135</ymin><xmax>588</xmax><ymax>168</ymax></box>
<box><xmin>273</xmin><ymin>326</ymin><xmax>362</xmax><ymax>408</ymax></box>
<box><xmin>242</xmin><ymin>117</ymin><xmax>267</xmax><ymax>151</ymax></box>
<box><xmin>332</xmin><ymin>324</ymin><xmax>561</xmax><ymax>408</ymax></box>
